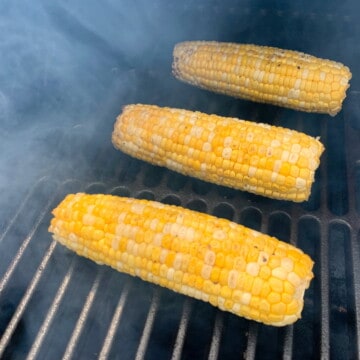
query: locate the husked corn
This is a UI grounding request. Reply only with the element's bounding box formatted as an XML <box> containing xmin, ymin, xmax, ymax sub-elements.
<box><xmin>112</xmin><ymin>104</ymin><xmax>324</xmax><ymax>202</ymax></box>
<box><xmin>172</xmin><ymin>41</ymin><xmax>352</xmax><ymax>116</ymax></box>
<box><xmin>49</xmin><ymin>193</ymin><xmax>314</xmax><ymax>326</ymax></box>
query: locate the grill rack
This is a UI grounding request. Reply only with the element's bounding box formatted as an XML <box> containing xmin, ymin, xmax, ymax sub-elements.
<box><xmin>1</xmin><ymin>104</ymin><xmax>360</xmax><ymax>358</ymax></box>
<box><xmin>1</xmin><ymin>1</ymin><xmax>360</xmax><ymax>359</ymax></box>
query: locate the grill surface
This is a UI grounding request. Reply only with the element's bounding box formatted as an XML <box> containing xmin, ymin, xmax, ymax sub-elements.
<box><xmin>1</xmin><ymin>1</ymin><xmax>360</xmax><ymax>359</ymax></box>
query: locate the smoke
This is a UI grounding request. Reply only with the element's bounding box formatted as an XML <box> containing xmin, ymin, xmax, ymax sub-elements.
<box><xmin>0</xmin><ymin>0</ymin><xmax>358</xmax><ymax>357</ymax></box>
<box><xmin>0</xmin><ymin>0</ymin><xmax>357</xmax><ymax>212</ymax></box>
<box><xmin>0</xmin><ymin>0</ymin><xmax>355</xmax><ymax>259</ymax></box>
<box><xmin>0</xmin><ymin>0</ymin><xmax>356</xmax><ymax>277</ymax></box>
<box><xmin>0</xmin><ymin>0</ymin><xmax>218</xmax><ymax>221</ymax></box>
<box><xmin>0</xmin><ymin>0</ymin><xmax>134</xmax><ymax>221</ymax></box>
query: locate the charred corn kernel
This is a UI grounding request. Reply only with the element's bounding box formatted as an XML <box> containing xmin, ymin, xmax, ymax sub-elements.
<box><xmin>112</xmin><ymin>104</ymin><xmax>324</xmax><ymax>202</ymax></box>
<box><xmin>173</xmin><ymin>41</ymin><xmax>351</xmax><ymax>116</ymax></box>
<box><xmin>49</xmin><ymin>193</ymin><xmax>314</xmax><ymax>327</ymax></box>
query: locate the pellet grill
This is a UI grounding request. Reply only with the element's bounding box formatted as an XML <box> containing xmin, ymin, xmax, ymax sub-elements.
<box><xmin>0</xmin><ymin>1</ymin><xmax>360</xmax><ymax>359</ymax></box>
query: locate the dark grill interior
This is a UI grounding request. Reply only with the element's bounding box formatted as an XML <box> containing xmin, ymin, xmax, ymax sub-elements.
<box><xmin>1</xmin><ymin>1</ymin><xmax>360</xmax><ymax>359</ymax></box>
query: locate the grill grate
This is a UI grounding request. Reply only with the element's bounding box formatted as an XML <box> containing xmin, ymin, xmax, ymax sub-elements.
<box><xmin>1</xmin><ymin>115</ymin><xmax>360</xmax><ymax>358</ymax></box>
<box><xmin>1</xmin><ymin>2</ymin><xmax>360</xmax><ymax>359</ymax></box>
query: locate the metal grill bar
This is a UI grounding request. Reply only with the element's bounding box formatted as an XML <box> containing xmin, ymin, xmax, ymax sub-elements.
<box><xmin>344</xmin><ymin>108</ymin><xmax>360</xmax><ymax>358</ymax></box>
<box><xmin>135</xmin><ymin>289</ymin><xmax>161</xmax><ymax>360</ymax></box>
<box><xmin>171</xmin><ymin>299</ymin><xmax>192</xmax><ymax>360</ymax></box>
<box><xmin>99</xmin><ymin>281</ymin><xmax>131</xmax><ymax>359</ymax></box>
<box><xmin>207</xmin><ymin>312</ymin><xmax>224</xmax><ymax>360</ymax></box>
<box><xmin>319</xmin><ymin>223</ymin><xmax>330</xmax><ymax>359</ymax></box>
<box><xmin>0</xmin><ymin>240</ymin><xmax>58</xmax><ymax>358</ymax></box>
<box><xmin>350</xmin><ymin>231</ymin><xmax>360</xmax><ymax>358</ymax></box>
<box><xmin>62</xmin><ymin>268</ymin><xmax>105</xmax><ymax>360</ymax></box>
<box><xmin>26</xmin><ymin>258</ymin><xmax>76</xmax><ymax>360</ymax></box>
<box><xmin>0</xmin><ymin>185</ymin><xmax>56</xmax><ymax>295</ymax></box>
<box><xmin>282</xmin><ymin>326</ymin><xmax>294</xmax><ymax>360</ymax></box>
<box><xmin>244</xmin><ymin>323</ymin><xmax>258</xmax><ymax>360</ymax></box>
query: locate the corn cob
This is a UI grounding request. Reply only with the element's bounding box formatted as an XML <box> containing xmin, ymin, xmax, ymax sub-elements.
<box><xmin>49</xmin><ymin>193</ymin><xmax>314</xmax><ymax>326</ymax></box>
<box><xmin>112</xmin><ymin>104</ymin><xmax>324</xmax><ymax>202</ymax></box>
<box><xmin>172</xmin><ymin>41</ymin><xmax>352</xmax><ymax>116</ymax></box>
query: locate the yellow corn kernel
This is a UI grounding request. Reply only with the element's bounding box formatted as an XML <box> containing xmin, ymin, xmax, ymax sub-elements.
<box><xmin>271</xmin><ymin>302</ymin><xmax>287</xmax><ymax>315</ymax></box>
<box><xmin>259</xmin><ymin>299</ymin><xmax>271</xmax><ymax>313</ymax></box>
<box><xmin>49</xmin><ymin>193</ymin><xmax>314</xmax><ymax>327</ymax></box>
<box><xmin>112</xmin><ymin>104</ymin><xmax>324</xmax><ymax>202</ymax></box>
<box><xmin>173</xmin><ymin>41</ymin><xmax>351</xmax><ymax>116</ymax></box>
